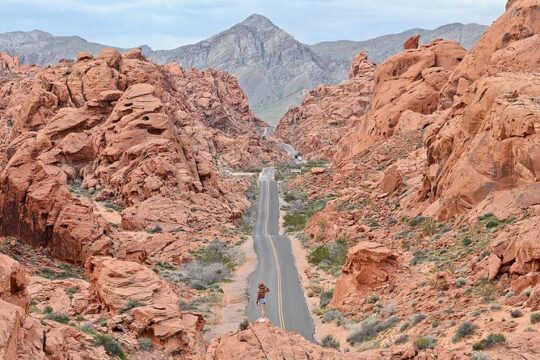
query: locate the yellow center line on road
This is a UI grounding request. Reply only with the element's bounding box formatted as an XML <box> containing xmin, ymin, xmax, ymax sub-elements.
<box><xmin>263</xmin><ymin>177</ymin><xmax>285</xmax><ymax>329</ymax></box>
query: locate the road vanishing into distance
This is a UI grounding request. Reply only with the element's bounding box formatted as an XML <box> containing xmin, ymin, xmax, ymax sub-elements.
<box><xmin>247</xmin><ymin>167</ymin><xmax>315</xmax><ymax>341</ymax></box>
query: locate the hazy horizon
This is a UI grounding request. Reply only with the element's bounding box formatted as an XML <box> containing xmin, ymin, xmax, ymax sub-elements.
<box><xmin>0</xmin><ymin>0</ymin><xmax>506</xmax><ymax>50</ymax></box>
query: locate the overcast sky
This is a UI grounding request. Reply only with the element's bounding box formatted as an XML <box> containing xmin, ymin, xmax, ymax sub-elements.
<box><xmin>0</xmin><ymin>0</ymin><xmax>507</xmax><ymax>49</ymax></box>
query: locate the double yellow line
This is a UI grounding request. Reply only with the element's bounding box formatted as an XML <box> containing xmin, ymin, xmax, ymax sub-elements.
<box><xmin>263</xmin><ymin>179</ymin><xmax>285</xmax><ymax>329</ymax></box>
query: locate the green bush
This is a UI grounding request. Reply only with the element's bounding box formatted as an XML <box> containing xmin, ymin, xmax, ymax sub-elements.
<box><xmin>138</xmin><ymin>337</ymin><xmax>153</xmax><ymax>351</ymax></box>
<box><xmin>284</xmin><ymin>213</ymin><xmax>307</xmax><ymax>231</ymax></box>
<box><xmin>322</xmin><ymin>310</ymin><xmax>344</xmax><ymax>325</ymax></box>
<box><xmin>414</xmin><ymin>336</ymin><xmax>437</xmax><ymax>350</ymax></box>
<box><xmin>472</xmin><ymin>333</ymin><xmax>506</xmax><ymax>350</ymax></box>
<box><xmin>36</xmin><ymin>264</ymin><xmax>85</xmax><ymax>280</ymax></box>
<box><xmin>394</xmin><ymin>334</ymin><xmax>409</xmax><ymax>344</ymax></box>
<box><xmin>239</xmin><ymin>319</ymin><xmax>249</xmax><ymax>331</ymax></box>
<box><xmin>193</xmin><ymin>240</ymin><xmax>237</xmax><ymax>270</ymax></box>
<box><xmin>308</xmin><ymin>245</ymin><xmax>330</xmax><ymax>265</ymax></box>
<box><xmin>531</xmin><ymin>312</ymin><xmax>540</xmax><ymax>324</ymax></box>
<box><xmin>471</xmin><ymin>351</ymin><xmax>490</xmax><ymax>360</ymax></box>
<box><xmin>94</xmin><ymin>334</ymin><xmax>126</xmax><ymax>359</ymax></box>
<box><xmin>45</xmin><ymin>312</ymin><xmax>70</xmax><ymax>324</ymax></box>
<box><xmin>346</xmin><ymin>315</ymin><xmax>399</xmax><ymax>345</ymax></box>
<box><xmin>121</xmin><ymin>300</ymin><xmax>142</xmax><ymax>313</ymax></box>
<box><xmin>410</xmin><ymin>313</ymin><xmax>427</xmax><ymax>326</ymax></box>
<box><xmin>510</xmin><ymin>309</ymin><xmax>523</xmax><ymax>318</ymax></box>
<box><xmin>321</xmin><ymin>335</ymin><xmax>340</xmax><ymax>349</ymax></box>
<box><xmin>146</xmin><ymin>225</ymin><xmax>163</xmax><ymax>234</ymax></box>
<box><xmin>367</xmin><ymin>294</ymin><xmax>380</xmax><ymax>304</ymax></box>
<box><xmin>319</xmin><ymin>290</ymin><xmax>333</xmax><ymax>308</ymax></box>
<box><xmin>452</xmin><ymin>321</ymin><xmax>478</xmax><ymax>343</ymax></box>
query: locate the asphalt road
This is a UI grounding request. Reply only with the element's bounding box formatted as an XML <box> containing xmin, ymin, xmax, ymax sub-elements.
<box><xmin>247</xmin><ymin>168</ymin><xmax>315</xmax><ymax>341</ymax></box>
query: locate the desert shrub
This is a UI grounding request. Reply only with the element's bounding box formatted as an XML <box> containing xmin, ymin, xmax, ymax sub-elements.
<box><xmin>347</xmin><ymin>317</ymin><xmax>380</xmax><ymax>344</ymax></box>
<box><xmin>394</xmin><ymin>334</ymin><xmax>409</xmax><ymax>344</ymax></box>
<box><xmin>322</xmin><ymin>310</ymin><xmax>344</xmax><ymax>325</ymax></box>
<box><xmin>307</xmin><ymin>240</ymin><xmax>347</xmax><ymax>272</ymax></box>
<box><xmin>94</xmin><ymin>334</ymin><xmax>126</xmax><ymax>359</ymax></box>
<box><xmin>472</xmin><ymin>333</ymin><xmax>506</xmax><ymax>350</ymax></box>
<box><xmin>183</xmin><ymin>262</ymin><xmax>230</xmax><ymax>289</ymax></box>
<box><xmin>308</xmin><ymin>245</ymin><xmax>330</xmax><ymax>265</ymax></box>
<box><xmin>455</xmin><ymin>278</ymin><xmax>466</xmax><ymax>288</ymax></box>
<box><xmin>489</xmin><ymin>302</ymin><xmax>502</xmax><ymax>310</ymax></box>
<box><xmin>510</xmin><ymin>309</ymin><xmax>523</xmax><ymax>318</ymax></box>
<box><xmin>414</xmin><ymin>336</ymin><xmax>437</xmax><ymax>350</ymax></box>
<box><xmin>400</xmin><ymin>322</ymin><xmax>410</xmax><ymax>332</ymax></box>
<box><xmin>146</xmin><ymin>225</ymin><xmax>163</xmax><ymax>234</ymax></box>
<box><xmin>462</xmin><ymin>236</ymin><xmax>473</xmax><ymax>247</ymax></box>
<box><xmin>319</xmin><ymin>290</ymin><xmax>333</xmax><ymax>308</ymax></box>
<box><xmin>410</xmin><ymin>313</ymin><xmax>427</xmax><ymax>326</ymax></box>
<box><xmin>121</xmin><ymin>300</ymin><xmax>142</xmax><ymax>313</ymax></box>
<box><xmin>381</xmin><ymin>301</ymin><xmax>397</xmax><ymax>316</ymax></box>
<box><xmin>45</xmin><ymin>312</ymin><xmax>69</xmax><ymax>324</ymax></box>
<box><xmin>138</xmin><ymin>337</ymin><xmax>153</xmax><ymax>351</ymax></box>
<box><xmin>239</xmin><ymin>181</ymin><xmax>258</xmax><ymax>234</ymax></box>
<box><xmin>103</xmin><ymin>202</ymin><xmax>123</xmax><ymax>212</ymax></box>
<box><xmin>367</xmin><ymin>294</ymin><xmax>380</xmax><ymax>304</ymax></box>
<box><xmin>321</xmin><ymin>335</ymin><xmax>340</xmax><ymax>349</ymax></box>
<box><xmin>475</xmin><ymin>279</ymin><xmax>499</xmax><ymax>303</ymax></box>
<box><xmin>284</xmin><ymin>213</ymin><xmax>307</xmax><ymax>231</ymax></box>
<box><xmin>531</xmin><ymin>312</ymin><xmax>540</xmax><ymax>324</ymax></box>
<box><xmin>192</xmin><ymin>240</ymin><xmax>238</xmax><ymax>270</ymax></box>
<box><xmin>68</xmin><ymin>180</ymin><xmax>95</xmax><ymax>198</ymax></box>
<box><xmin>452</xmin><ymin>322</ymin><xmax>478</xmax><ymax>343</ymax></box>
<box><xmin>36</xmin><ymin>264</ymin><xmax>85</xmax><ymax>280</ymax></box>
<box><xmin>239</xmin><ymin>319</ymin><xmax>249</xmax><ymax>331</ymax></box>
<box><xmin>471</xmin><ymin>351</ymin><xmax>490</xmax><ymax>360</ymax></box>
<box><xmin>43</xmin><ymin>306</ymin><xmax>53</xmax><ymax>314</ymax></box>
<box><xmin>65</xmin><ymin>286</ymin><xmax>80</xmax><ymax>298</ymax></box>
<box><xmin>347</xmin><ymin>316</ymin><xmax>399</xmax><ymax>345</ymax></box>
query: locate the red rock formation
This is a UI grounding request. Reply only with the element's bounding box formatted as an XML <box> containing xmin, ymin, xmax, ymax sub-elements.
<box><xmin>403</xmin><ymin>34</ymin><xmax>420</xmax><ymax>49</ymax></box>
<box><xmin>275</xmin><ymin>53</ymin><xmax>375</xmax><ymax>159</ymax></box>
<box><xmin>331</xmin><ymin>242</ymin><xmax>402</xmax><ymax>312</ymax></box>
<box><xmin>86</xmin><ymin>256</ymin><xmax>206</xmax><ymax>357</ymax></box>
<box><xmin>205</xmin><ymin>321</ymin><xmax>358</xmax><ymax>360</ymax></box>
<box><xmin>418</xmin><ymin>0</ymin><xmax>540</xmax><ymax>219</ymax></box>
<box><xmin>337</xmin><ymin>39</ymin><xmax>466</xmax><ymax>160</ymax></box>
<box><xmin>0</xmin><ymin>47</ymin><xmax>283</xmax><ymax>263</ymax></box>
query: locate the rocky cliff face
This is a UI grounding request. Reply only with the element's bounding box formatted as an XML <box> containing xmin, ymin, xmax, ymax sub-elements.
<box><xmin>0</xmin><ymin>48</ymin><xmax>284</xmax><ymax>266</ymax></box>
<box><xmin>275</xmin><ymin>53</ymin><xmax>376</xmax><ymax>159</ymax></box>
<box><xmin>275</xmin><ymin>0</ymin><xmax>540</xmax><ymax>356</ymax></box>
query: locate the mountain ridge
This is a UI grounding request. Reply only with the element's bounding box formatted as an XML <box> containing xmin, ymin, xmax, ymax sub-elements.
<box><xmin>0</xmin><ymin>15</ymin><xmax>487</xmax><ymax>123</ymax></box>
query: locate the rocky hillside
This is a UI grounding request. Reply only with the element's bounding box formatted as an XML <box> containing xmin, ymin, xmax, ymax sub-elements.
<box><xmin>0</xmin><ymin>49</ymin><xmax>290</xmax><ymax>358</ymax></box>
<box><xmin>275</xmin><ymin>52</ymin><xmax>376</xmax><ymax>159</ymax></box>
<box><xmin>310</xmin><ymin>23</ymin><xmax>487</xmax><ymax>64</ymax></box>
<box><xmin>0</xmin><ymin>19</ymin><xmax>486</xmax><ymax>125</ymax></box>
<box><xmin>275</xmin><ymin>0</ymin><xmax>540</xmax><ymax>357</ymax></box>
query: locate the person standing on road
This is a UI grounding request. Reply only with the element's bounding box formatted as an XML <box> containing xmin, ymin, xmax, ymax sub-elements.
<box><xmin>256</xmin><ymin>282</ymin><xmax>270</xmax><ymax>321</ymax></box>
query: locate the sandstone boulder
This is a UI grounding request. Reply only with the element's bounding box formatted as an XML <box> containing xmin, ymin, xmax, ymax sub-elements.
<box><xmin>0</xmin><ymin>254</ymin><xmax>30</xmax><ymax>310</ymax></box>
<box><xmin>85</xmin><ymin>256</ymin><xmax>206</xmax><ymax>357</ymax></box>
<box><xmin>404</xmin><ymin>34</ymin><xmax>420</xmax><ymax>49</ymax></box>
<box><xmin>331</xmin><ymin>242</ymin><xmax>401</xmax><ymax>312</ymax></box>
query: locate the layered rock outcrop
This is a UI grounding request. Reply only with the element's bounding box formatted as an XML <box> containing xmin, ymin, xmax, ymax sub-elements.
<box><xmin>419</xmin><ymin>0</ymin><xmax>540</xmax><ymax>219</ymax></box>
<box><xmin>337</xmin><ymin>39</ymin><xmax>467</xmax><ymax>160</ymax></box>
<box><xmin>331</xmin><ymin>242</ymin><xmax>402</xmax><ymax>312</ymax></box>
<box><xmin>0</xmin><ymin>48</ymin><xmax>283</xmax><ymax>264</ymax></box>
<box><xmin>86</xmin><ymin>256</ymin><xmax>206</xmax><ymax>357</ymax></box>
<box><xmin>275</xmin><ymin>53</ymin><xmax>375</xmax><ymax>159</ymax></box>
<box><xmin>205</xmin><ymin>321</ymin><xmax>358</xmax><ymax>360</ymax></box>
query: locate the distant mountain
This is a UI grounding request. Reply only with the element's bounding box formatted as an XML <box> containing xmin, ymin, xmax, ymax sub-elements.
<box><xmin>310</xmin><ymin>23</ymin><xmax>488</xmax><ymax>64</ymax></box>
<box><xmin>0</xmin><ymin>18</ymin><xmax>487</xmax><ymax>124</ymax></box>
<box><xmin>150</xmin><ymin>14</ymin><xmax>343</xmax><ymax>124</ymax></box>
